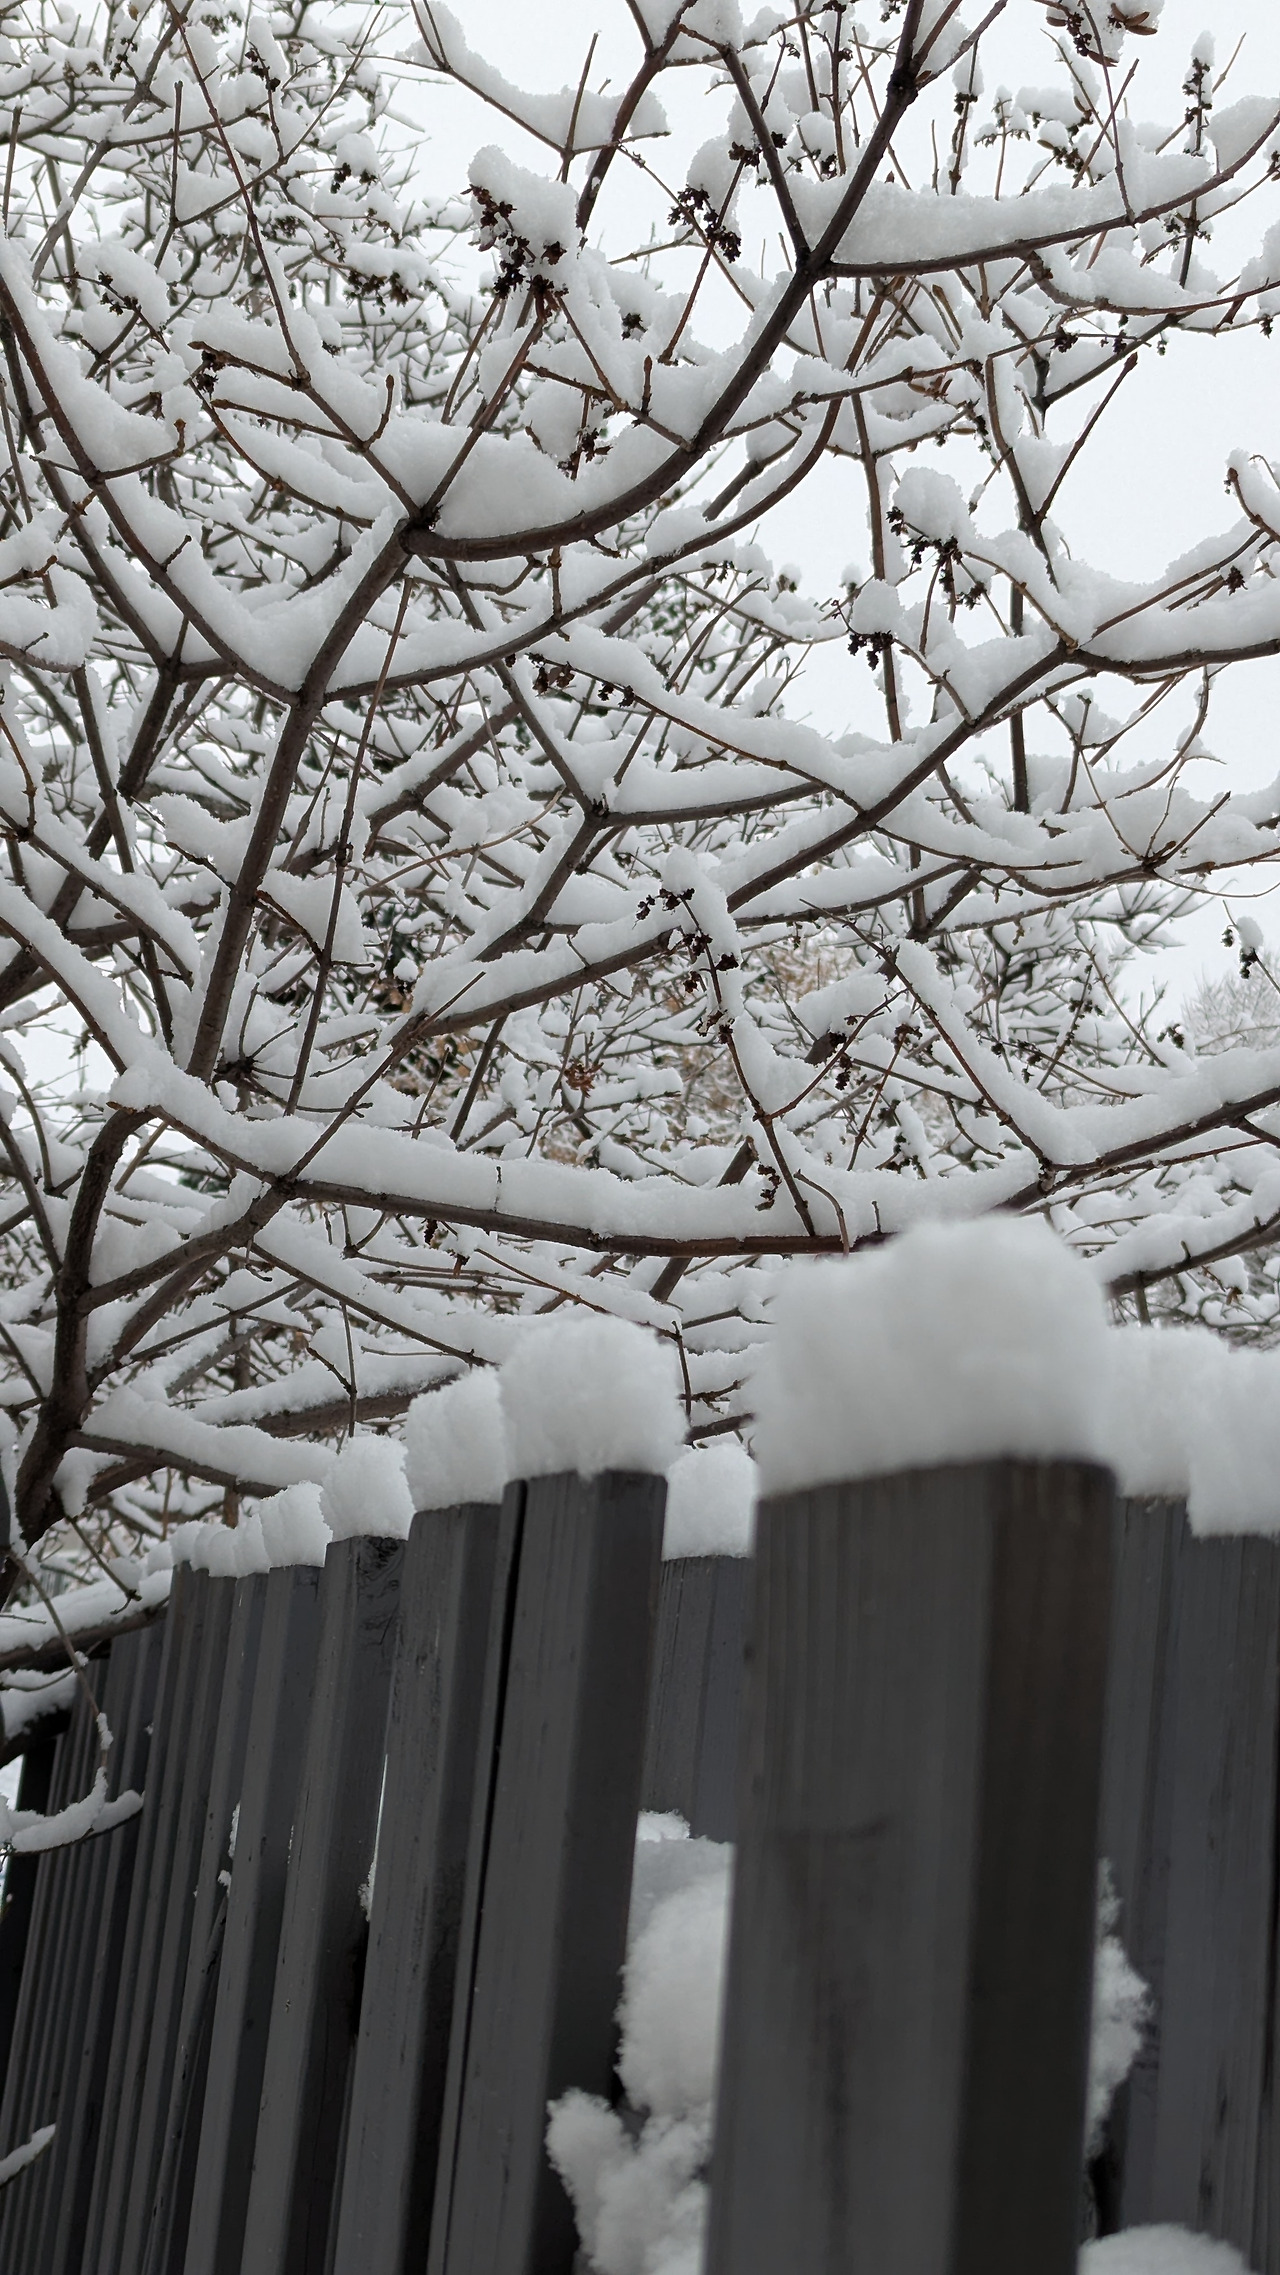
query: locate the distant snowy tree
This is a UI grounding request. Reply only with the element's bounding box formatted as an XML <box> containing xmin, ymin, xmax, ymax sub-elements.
<box><xmin>0</xmin><ymin>0</ymin><xmax>1278</xmax><ymax>1583</ymax></box>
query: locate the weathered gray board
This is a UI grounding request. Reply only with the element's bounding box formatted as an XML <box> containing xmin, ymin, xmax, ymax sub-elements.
<box><xmin>82</xmin><ymin>1564</ymin><xmax>217</xmax><ymax>2275</ymax></box>
<box><xmin>139</xmin><ymin>1571</ymin><xmax>268</xmax><ymax>2275</ymax></box>
<box><xmin>706</xmin><ymin>1459</ymin><xmax>1113</xmax><ymax>2275</ymax></box>
<box><xmin>642</xmin><ymin>1552</ymin><xmax>749</xmax><ymax>1842</ymax></box>
<box><xmin>44</xmin><ymin>1621</ymin><xmax>165</xmax><ymax>2275</ymax></box>
<box><xmin>429</xmin><ymin>1468</ymin><xmax>665</xmax><ymax>2275</ymax></box>
<box><xmin>92</xmin><ymin>1570</ymin><xmax>239</xmax><ymax>2275</ymax></box>
<box><xmin>238</xmin><ymin>1533</ymin><xmax>405</xmax><ymax>2275</ymax></box>
<box><xmin>183</xmin><ymin>1559</ymin><xmax>323</xmax><ymax>2275</ymax></box>
<box><xmin>330</xmin><ymin>1500</ymin><xmax>506</xmax><ymax>2275</ymax></box>
<box><xmin>0</xmin><ymin>1652</ymin><xmax>109</xmax><ymax>2270</ymax></box>
<box><xmin>1095</xmin><ymin>1498</ymin><xmax>1280</xmax><ymax>2272</ymax></box>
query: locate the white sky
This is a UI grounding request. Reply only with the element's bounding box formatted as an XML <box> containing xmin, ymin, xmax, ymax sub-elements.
<box><xmin>409</xmin><ymin>0</ymin><xmax>1280</xmax><ymax>1008</ymax></box>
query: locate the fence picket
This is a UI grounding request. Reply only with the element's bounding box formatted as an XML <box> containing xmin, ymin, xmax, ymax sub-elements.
<box><xmin>238</xmin><ymin>1532</ymin><xmax>405</xmax><ymax>2275</ymax></box>
<box><xmin>139</xmin><ymin>1569</ymin><xmax>268</xmax><ymax>2275</ymax></box>
<box><xmin>706</xmin><ymin>1458</ymin><xmax>1112</xmax><ymax>2275</ymax></box>
<box><xmin>100</xmin><ymin>1570</ymin><xmax>239</xmax><ymax>2275</ymax></box>
<box><xmin>428</xmin><ymin>1467</ymin><xmax>665</xmax><ymax>2275</ymax></box>
<box><xmin>330</xmin><ymin>1499</ymin><xmax>507</xmax><ymax>2275</ymax></box>
<box><xmin>642</xmin><ymin>1553</ymin><xmax>749</xmax><ymax>1842</ymax></box>
<box><xmin>82</xmin><ymin>1564</ymin><xmax>216</xmax><ymax>2275</ymax></box>
<box><xmin>0</xmin><ymin>1653</ymin><xmax>108</xmax><ymax>2269</ymax></box>
<box><xmin>44</xmin><ymin>1619</ymin><xmax>166</xmax><ymax>2275</ymax></box>
<box><xmin>183</xmin><ymin>1559</ymin><xmax>324</xmax><ymax>2275</ymax></box>
<box><xmin>1097</xmin><ymin>1498</ymin><xmax>1280</xmax><ymax>2269</ymax></box>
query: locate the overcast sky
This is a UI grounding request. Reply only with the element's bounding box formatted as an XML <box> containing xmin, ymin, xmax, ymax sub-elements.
<box><xmin>409</xmin><ymin>0</ymin><xmax>1280</xmax><ymax>1005</ymax></box>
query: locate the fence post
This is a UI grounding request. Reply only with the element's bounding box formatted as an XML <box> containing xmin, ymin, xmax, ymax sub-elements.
<box><xmin>429</xmin><ymin>1466</ymin><xmax>665</xmax><ymax>2275</ymax></box>
<box><xmin>1095</xmin><ymin>1498</ymin><xmax>1280</xmax><ymax>2269</ymax></box>
<box><xmin>330</xmin><ymin>1498</ymin><xmax>508</xmax><ymax>2275</ymax></box>
<box><xmin>642</xmin><ymin>1553</ymin><xmax>749</xmax><ymax>1842</ymax></box>
<box><xmin>706</xmin><ymin>1457</ymin><xmax>1113</xmax><ymax>2275</ymax></box>
<box><xmin>183</xmin><ymin>1556</ymin><xmax>324</xmax><ymax>2275</ymax></box>
<box><xmin>238</xmin><ymin>1531</ymin><xmax>405</xmax><ymax>2275</ymax></box>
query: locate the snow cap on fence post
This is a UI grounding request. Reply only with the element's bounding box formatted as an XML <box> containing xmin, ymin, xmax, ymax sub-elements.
<box><xmin>751</xmin><ymin>1216</ymin><xmax>1113</xmax><ymax>1495</ymax></box>
<box><xmin>499</xmin><ymin>1314</ymin><xmax>685</xmax><ymax>1481</ymax></box>
<box><xmin>320</xmin><ymin>1434</ymin><xmax>414</xmax><ymax>1540</ymax></box>
<box><xmin>1104</xmin><ymin>1325</ymin><xmax>1280</xmax><ymax>1536</ymax></box>
<box><xmin>1104</xmin><ymin>1324</ymin><xmax>1212</xmax><ymax>1505</ymax></box>
<box><xmin>663</xmin><ymin>1440</ymin><xmax>757</xmax><ymax>1557</ymax></box>
<box><xmin>257</xmin><ymin>1479</ymin><xmax>331</xmax><ymax>1566</ymax></box>
<box><xmin>1186</xmin><ymin>1342</ymin><xmax>1280</xmax><ymax>1535</ymax></box>
<box><xmin>405</xmin><ymin>1368</ymin><xmax>509</xmax><ymax>1509</ymax></box>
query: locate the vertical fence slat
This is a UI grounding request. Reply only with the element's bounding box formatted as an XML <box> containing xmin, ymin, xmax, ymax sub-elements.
<box><xmin>183</xmin><ymin>1559</ymin><xmax>323</xmax><ymax>2275</ymax></box>
<box><xmin>1155</xmin><ymin>1534</ymin><xmax>1280</xmax><ymax>2243</ymax></box>
<box><xmin>330</xmin><ymin>1500</ymin><xmax>506</xmax><ymax>2275</ymax></box>
<box><xmin>238</xmin><ymin>1533</ymin><xmax>404</xmax><ymax>2275</ymax></box>
<box><xmin>139</xmin><ymin>1569</ymin><xmax>267</xmax><ymax>2275</ymax></box>
<box><xmin>27</xmin><ymin>1628</ymin><xmax>160</xmax><ymax>2275</ymax></box>
<box><xmin>46</xmin><ymin>1617</ymin><xmax>166</xmax><ymax>2275</ymax></box>
<box><xmin>429</xmin><ymin>1467</ymin><xmax>664</xmax><ymax>2275</ymax></box>
<box><xmin>0</xmin><ymin>1669</ymin><xmax>95</xmax><ymax>2168</ymax></box>
<box><xmin>706</xmin><ymin>1458</ymin><xmax>1113</xmax><ymax>2275</ymax></box>
<box><xmin>0</xmin><ymin>1657</ymin><xmax>107</xmax><ymax>2270</ymax></box>
<box><xmin>106</xmin><ymin>1571</ymin><xmax>238</xmax><ymax>2275</ymax></box>
<box><xmin>1098</xmin><ymin>1497</ymin><xmax>1280</xmax><ymax>2265</ymax></box>
<box><xmin>1094</xmin><ymin>1494</ymin><xmax>1184</xmax><ymax>2237</ymax></box>
<box><xmin>82</xmin><ymin>1563</ymin><xmax>213</xmax><ymax>2275</ymax></box>
<box><xmin>642</xmin><ymin>1553</ymin><xmax>749</xmax><ymax>1842</ymax></box>
<box><xmin>0</xmin><ymin>1730</ymin><xmax>59</xmax><ymax>2095</ymax></box>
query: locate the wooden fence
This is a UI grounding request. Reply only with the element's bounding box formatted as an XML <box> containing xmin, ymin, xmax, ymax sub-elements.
<box><xmin>0</xmin><ymin>1458</ymin><xmax>1275</xmax><ymax>2275</ymax></box>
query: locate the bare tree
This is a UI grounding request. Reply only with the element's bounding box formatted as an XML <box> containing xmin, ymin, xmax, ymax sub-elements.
<box><xmin>0</xmin><ymin>0</ymin><xmax>1277</xmax><ymax>1580</ymax></box>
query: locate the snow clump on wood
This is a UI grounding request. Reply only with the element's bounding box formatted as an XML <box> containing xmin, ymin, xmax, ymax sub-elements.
<box><xmin>256</xmin><ymin>1484</ymin><xmax>331</xmax><ymax>1569</ymax></box>
<box><xmin>1081</xmin><ymin>2231</ymin><xmax>1258</xmax><ymax>2275</ymax></box>
<box><xmin>320</xmin><ymin>1435</ymin><xmax>414</xmax><ymax>1541</ymax></box>
<box><xmin>751</xmin><ymin>1218</ymin><xmax>1113</xmax><ymax>1495</ymax></box>
<box><xmin>499</xmin><ymin>1318</ymin><xmax>684</xmax><ymax>1483</ymax></box>
<box><xmin>662</xmin><ymin>1444</ymin><xmax>756</xmax><ymax>1559</ymax></box>
<box><xmin>405</xmin><ymin>1371</ymin><xmax>509</xmax><ymax>1510</ymax></box>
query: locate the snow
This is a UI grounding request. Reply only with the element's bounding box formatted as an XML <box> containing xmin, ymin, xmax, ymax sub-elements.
<box><xmin>405</xmin><ymin>1370</ymin><xmax>508</xmax><ymax>1509</ymax></box>
<box><xmin>1</xmin><ymin>1671</ymin><xmax>76</xmax><ymax>1745</ymax></box>
<box><xmin>0</xmin><ymin>2124</ymin><xmax>55</xmax><ymax>2186</ymax></box>
<box><xmin>499</xmin><ymin>1317</ymin><xmax>684</xmax><ymax>1483</ymax></box>
<box><xmin>547</xmin><ymin>1817</ymin><xmax>729</xmax><ymax>2275</ymax></box>
<box><xmin>1081</xmin><ymin>2235</ymin><xmax>1256</xmax><ymax>2275</ymax></box>
<box><xmin>751</xmin><ymin>1220</ymin><xmax>1113</xmax><ymax>1496</ymax></box>
<box><xmin>0</xmin><ymin>1568</ymin><xmax>171</xmax><ymax>1667</ymax></box>
<box><xmin>1105</xmin><ymin>1326</ymin><xmax>1210</xmax><ymax>1506</ymax></box>
<box><xmin>550</xmin><ymin>1817</ymin><xmax>1148</xmax><ymax>2275</ymax></box>
<box><xmin>0</xmin><ymin>1764</ymin><xmax>141</xmax><ymax>1853</ymax></box>
<box><xmin>617</xmin><ymin>1853</ymin><xmax>730</xmax><ymax>2118</ymax></box>
<box><xmin>1089</xmin><ymin>1870</ymin><xmax>1150</xmax><ymax>2155</ymax></box>
<box><xmin>1106</xmin><ymin>1329</ymin><xmax>1280</xmax><ymax>1536</ymax></box>
<box><xmin>662</xmin><ymin>1444</ymin><xmax>756</xmax><ymax>1559</ymax></box>
<box><xmin>256</xmin><ymin>1481</ymin><xmax>330</xmax><ymax>1566</ymax></box>
<box><xmin>1185</xmin><ymin>1348</ymin><xmax>1280</xmax><ymax>1537</ymax></box>
<box><xmin>320</xmin><ymin>1434</ymin><xmax>414</xmax><ymax>1542</ymax></box>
